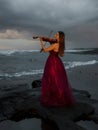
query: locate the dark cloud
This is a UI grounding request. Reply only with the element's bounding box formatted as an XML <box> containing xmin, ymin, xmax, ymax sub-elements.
<box><xmin>0</xmin><ymin>0</ymin><xmax>98</xmax><ymax>48</ymax></box>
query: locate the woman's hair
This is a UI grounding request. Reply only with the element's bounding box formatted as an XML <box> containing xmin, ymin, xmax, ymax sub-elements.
<box><xmin>58</xmin><ymin>31</ymin><xmax>65</xmax><ymax>57</ymax></box>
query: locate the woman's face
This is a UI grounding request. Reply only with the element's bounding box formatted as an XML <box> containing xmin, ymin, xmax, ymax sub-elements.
<box><xmin>55</xmin><ymin>33</ymin><xmax>59</xmax><ymax>40</ymax></box>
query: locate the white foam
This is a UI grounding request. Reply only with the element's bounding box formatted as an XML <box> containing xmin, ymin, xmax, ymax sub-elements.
<box><xmin>0</xmin><ymin>50</ymin><xmax>39</xmax><ymax>56</ymax></box>
<box><xmin>64</xmin><ymin>60</ymin><xmax>98</xmax><ymax>69</ymax></box>
<box><xmin>66</xmin><ymin>49</ymin><xmax>93</xmax><ymax>53</ymax></box>
<box><xmin>0</xmin><ymin>69</ymin><xmax>43</xmax><ymax>79</ymax></box>
<box><xmin>0</xmin><ymin>49</ymin><xmax>94</xmax><ymax>56</ymax></box>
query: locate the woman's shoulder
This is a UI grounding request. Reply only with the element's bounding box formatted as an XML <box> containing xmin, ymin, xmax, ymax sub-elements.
<box><xmin>52</xmin><ymin>43</ymin><xmax>59</xmax><ymax>52</ymax></box>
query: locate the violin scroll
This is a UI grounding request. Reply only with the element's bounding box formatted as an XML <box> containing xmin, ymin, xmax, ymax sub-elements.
<box><xmin>33</xmin><ymin>36</ymin><xmax>39</xmax><ymax>39</ymax></box>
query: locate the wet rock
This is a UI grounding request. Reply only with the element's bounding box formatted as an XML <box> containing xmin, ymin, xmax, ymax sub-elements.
<box><xmin>0</xmin><ymin>80</ymin><xmax>98</xmax><ymax>130</ymax></box>
<box><xmin>32</xmin><ymin>79</ymin><xmax>41</xmax><ymax>88</ymax></box>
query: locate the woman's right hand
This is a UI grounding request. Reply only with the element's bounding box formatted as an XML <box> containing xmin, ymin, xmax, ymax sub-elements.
<box><xmin>39</xmin><ymin>36</ymin><xmax>43</xmax><ymax>41</ymax></box>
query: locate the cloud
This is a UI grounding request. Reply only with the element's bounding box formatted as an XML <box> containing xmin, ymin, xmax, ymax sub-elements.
<box><xmin>0</xmin><ymin>0</ymin><xmax>98</xmax><ymax>32</ymax></box>
<box><xmin>0</xmin><ymin>29</ymin><xmax>25</xmax><ymax>39</ymax></box>
<box><xmin>0</xmin><ymin>0</ymin><xmax>98</xmax><ymax>48</ymax></box>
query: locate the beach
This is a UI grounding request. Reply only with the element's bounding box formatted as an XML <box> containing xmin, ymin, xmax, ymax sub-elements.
<box><xmin>68</xmin><ymin>64</ymin><xmax>98</xmax><ymax>100</ymax></box>
<box><xmin>0</xmin><ymin>48</ymin><xmax>98</xmax><ymax>130</ymax></box>
<box><xmin>0</xmin><ymin>63</ymin><xmax>98</xmax><ymax>99</ymax></box>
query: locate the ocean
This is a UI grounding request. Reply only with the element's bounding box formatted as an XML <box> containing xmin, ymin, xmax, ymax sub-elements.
<box><xmin>0</xmin><ymin>48</ymin><xmax>98</xmax><ymax>130</ymax></box>
<box><xmin>0</xmin><ymin>48</ymin><xmax>98</xmax><ymax>80</ymax></box>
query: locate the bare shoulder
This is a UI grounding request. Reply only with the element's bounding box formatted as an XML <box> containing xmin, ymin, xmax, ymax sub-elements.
<box><xmin>52</xmin><ymin>43</ymin><xmax>59</xmax><ymax>51</ymax></box>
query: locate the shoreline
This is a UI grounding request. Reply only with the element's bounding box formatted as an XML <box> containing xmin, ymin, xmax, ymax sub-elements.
<box><xmin>0</xmin><ymin>63</ymin><xmax>98</xmax><ymax>98</ymax></box>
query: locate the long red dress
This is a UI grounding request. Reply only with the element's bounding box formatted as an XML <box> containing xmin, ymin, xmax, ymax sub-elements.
<box><xmin>40</xmin><ymin>50</ymin><xmax>76</xmax><ymax>107</ymax></box>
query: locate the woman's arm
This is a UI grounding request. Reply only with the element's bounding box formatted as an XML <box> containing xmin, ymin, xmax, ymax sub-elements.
<box><xmin>39</xmin><ymin>37</ymin><xmax>55</xmax><ymax>52</ymax></box>
<box><xmin>42</xmin><ymin>37</ymin><xmax>57</xmax><ymax>43</ymax></box>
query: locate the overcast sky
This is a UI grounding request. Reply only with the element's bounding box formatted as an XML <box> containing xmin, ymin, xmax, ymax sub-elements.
<box><xmin>0</xmin><ymin>0</ymin><xmax>98</xmax><ymax>50</ymax></box>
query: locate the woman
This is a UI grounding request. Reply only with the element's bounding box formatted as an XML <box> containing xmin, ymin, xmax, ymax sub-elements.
<box><xmin>38</xmin><ymin>31</ymin><xmax>76</xmax><ymax>107</ymax></box>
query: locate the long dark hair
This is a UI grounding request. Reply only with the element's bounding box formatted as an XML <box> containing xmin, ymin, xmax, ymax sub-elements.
<box><xmin>58</xmin><ymin>31</ymin><xmax>65</xmax><ymax>57</ymax></box>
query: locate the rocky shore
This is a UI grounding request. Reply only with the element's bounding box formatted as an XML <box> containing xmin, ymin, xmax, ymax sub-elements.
<box><xmin>0</xmin><ymin>80</ymin><xmax>98</xmax><ymax>130</ymax></box>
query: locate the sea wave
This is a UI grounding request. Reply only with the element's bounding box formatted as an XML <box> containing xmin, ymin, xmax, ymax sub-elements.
<box><xmin>0</xmin><ymin>69</ymin><xmax>43</xmax><ymax>79</ymax></box>
<box><xmin>0</xmin><ymin>50</ymin><xmax>39</xmax><ymax>56</ymax></box>
<box><xmin>64</xmin><ymin>60</ymin><xmax>98</xmax><ymax>69</ymax></box>
<box><xmin>66</xmin><ymin>49</ymin><xmax>93</xmax><ymax>53</ymax></box>
<box><xmin>0</xmin><ymin>60</ymin><xmax>98</xmax><ymax>79</ymax></box>
<box><xmin>0</xmin><ymin>49</ymin><xmax>93</xmax><ymax>56</ymax></box>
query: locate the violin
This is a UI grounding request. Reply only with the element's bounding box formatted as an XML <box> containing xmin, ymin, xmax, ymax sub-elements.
<box><xmin>33</xmin><ymin>36</ymin><xmax>57</xmax><ymax>43</ymax></box>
